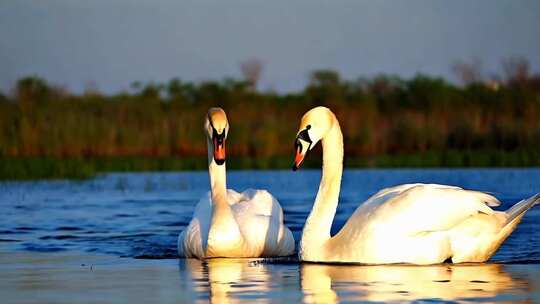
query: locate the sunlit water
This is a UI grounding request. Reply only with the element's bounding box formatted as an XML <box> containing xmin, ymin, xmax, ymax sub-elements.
<box><xmin>1</xmin><ymin>169</ymin><xmax>540</xmax><ymax>303</ymax></box>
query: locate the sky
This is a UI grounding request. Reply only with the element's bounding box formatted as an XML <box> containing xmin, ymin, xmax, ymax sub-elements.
<box><xmin>1</xmin><ymin>0</ymin><xmax>539</xmax><ymax>93</ymax></box>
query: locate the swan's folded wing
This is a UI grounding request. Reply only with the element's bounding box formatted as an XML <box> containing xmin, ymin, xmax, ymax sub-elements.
<box><xmin>361</xmin><ymin>184</ymin><xmax>500</xmax><ymax>236</ymax></box>
<box><xmin>230</xmin><ymin>189</ymin><xmax>292</xmax><ymax>254</ymax></box>
<box><xmin>231</xmin><ymin>189</ymin><xmax>281</xmax><ymax>218</ymax></box>
<box><xmin>226</xmin><ymin>189</ymin><xmax>243</xmax><ymax>206</ymax></box>
<box><xmin>179</xmin><ymin>193</ymin><xmax>212</xmax><ymax>258</ymax></box>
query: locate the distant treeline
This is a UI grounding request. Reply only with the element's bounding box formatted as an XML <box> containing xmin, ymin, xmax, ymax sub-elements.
<box><xmin>1</xmin><ymin>61</ymin><xmax>540</xmax><ymax>179</ymax></box>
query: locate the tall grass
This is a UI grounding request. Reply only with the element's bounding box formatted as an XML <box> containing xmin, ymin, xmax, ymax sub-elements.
<box><xmin>1</xmin><ymin>71</ymin><xmax>539</xmax><ymax>179</ymax></box>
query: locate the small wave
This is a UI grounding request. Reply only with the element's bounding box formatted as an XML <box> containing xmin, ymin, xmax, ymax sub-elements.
<box><xmin>133</xmin><ymin>253</ymin><xmax>179</xmax><ymax>259</ymax></box>
<box><xmin>105</xmin><ymin>233</ymin><xmax>155</xmax><ymax>239</ymax></box>
<box><xmin>0</xmin><ymin>230</ymin><xmax>18</xmax><ymax>235</ymax></box>
<box><xmin>55</xmin><ymin>226</ymin><xmax>84</xmax><ymax>231</ymax></box>
<box><xmin>16</xmin><ymin>226</ymin><xmax>38</xmax><ymax>231</ymax></box>
<box><xmin>21</xmin><ymin>243</ymin><xmax>68</xmax><ymax>252</ymax></box>
<box><xmin>39</xmin><ymin>235</ymin><xmax>80</xmax><ymax>240</ymax></box>
<box><xmin>494</xmin><ymin>259</ymin><xmax>540</xmax><ymax>265</ymax></box>
<box><xmin>14</xmin><ymin>205</ymin><xmax>33</xmax><ymax>210</ymax></box>
<box><xmin>151</xmin><ymin>221</ymin><xmax>188</xmax><ymax>227</ymax></box>
<box><xmin>114</xmin><ymin>213</ymin><xmax>138</xmax><ymax>218</ymax></box>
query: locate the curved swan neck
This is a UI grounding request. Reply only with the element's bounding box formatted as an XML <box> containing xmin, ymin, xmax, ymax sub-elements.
<box><xmin>206</xmin><ymin>136</ymin><xmax>244</xmax><ymax>256</ymax></box>
<box><xmin>207</xmin><ymin>138</ymin><xmax>227</xmax><ymax>205</ymax></box>
<box><xmin>301</xmin><ymin>118</ymin><xmax>343</xmax><ymax>247</ymax></box>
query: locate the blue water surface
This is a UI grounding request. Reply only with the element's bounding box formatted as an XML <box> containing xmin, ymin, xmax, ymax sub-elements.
<box><xmin>1</xmin><ymin>169</ymin><xmax>539</xmax><ymax>263</ymax></box>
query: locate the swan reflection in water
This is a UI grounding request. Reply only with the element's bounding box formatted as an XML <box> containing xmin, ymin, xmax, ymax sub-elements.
<box><xmin>182</xmin><ymin>258</ymin><xmax>297</xmax><ymax>304</ymax></box>
<box><xmin>301</xmin><ymin>263</ymin><xmax>530</xmax><ymax>303</ymax></box>
<box><xmin>180</xmin><ymin>259</ymin><xmax>534</xmax><ymax>303</ymax></box>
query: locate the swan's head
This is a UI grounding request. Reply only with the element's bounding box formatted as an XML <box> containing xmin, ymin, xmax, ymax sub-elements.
<box><xmin>205</xmin><ymin>107</ymin><xmax>229</xmax><ymax>165</ymax></box>
<box><xmin>292</xmin><ymin>106</ymin><xmax>335</xmax><ymax>170</ymax></box>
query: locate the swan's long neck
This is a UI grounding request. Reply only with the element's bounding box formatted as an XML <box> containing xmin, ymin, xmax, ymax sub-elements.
<box><xmin>206</xmin><ymin>137</ymin><xmax>244</xmax><ymax>256</ymax></box>
<box><xmin>208</xmin><ymin>138</ymin><xmax>227</xmax><ymax>204</ymax></box>
<box><xmin>301</xmin><ymin>120</ymin><xmax>343</xmax><ymax>249</ymax></box>
<box><xmin>207</xmin><ymin>138</ymin><xmax>230</xmax><ymax>222</ymax></box>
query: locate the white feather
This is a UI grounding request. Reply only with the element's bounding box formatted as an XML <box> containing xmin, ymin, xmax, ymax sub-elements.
<box><xmin>179</xmin><ymin>189</ymin><xmax>295</xmax><ymax>258</ymax></box>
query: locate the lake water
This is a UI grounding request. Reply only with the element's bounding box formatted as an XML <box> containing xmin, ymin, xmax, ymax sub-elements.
<box><xmin>1</xmin><ymin>169</ymin><xmax>540</xmax><ymax>303</ymax></box>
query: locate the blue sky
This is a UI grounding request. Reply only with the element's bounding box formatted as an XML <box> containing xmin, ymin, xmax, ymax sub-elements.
<box><xmin>1</xmin><ymin>0</ymin><xmax>539</xmax><ymax>93</ymax></box>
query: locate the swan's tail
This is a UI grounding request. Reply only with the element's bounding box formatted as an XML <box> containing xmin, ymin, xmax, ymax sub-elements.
<box><xmin>504</xmin><ymin>193</ymin><xmax>540</xmax><ymax>226</ymax></box>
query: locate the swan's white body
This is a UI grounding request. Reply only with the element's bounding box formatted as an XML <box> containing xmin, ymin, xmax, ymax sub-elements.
<box><xmin>178</xmin><ymin>188</ymin><xmax>295</xmax><ymax>258</ymax></box>
<box><xmin>295</xmin><ymin>107</ymin><xmax>540</xmax><ymax>265</ymax></box>
<box><xmin>178</xmin><ymin>108</ymin><xmax>295</xmax><ymax>259</ymax></box>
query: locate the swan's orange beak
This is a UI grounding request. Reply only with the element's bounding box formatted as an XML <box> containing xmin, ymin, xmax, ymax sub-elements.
<box><xmin>292</xmin><ymin>143</ymin><xmax>305</xmax><ymax>171</ymax></box>
<box><xmin>213</xmin><ymin>137</ymin><xmax>226</xmax><ymax>165</ymax></box>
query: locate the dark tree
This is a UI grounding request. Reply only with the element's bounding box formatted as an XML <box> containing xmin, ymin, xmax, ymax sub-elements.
<box><xmin>502</xmin><ymin>56</ymin><xmax>530</xmax><ymax>84</ymax></box>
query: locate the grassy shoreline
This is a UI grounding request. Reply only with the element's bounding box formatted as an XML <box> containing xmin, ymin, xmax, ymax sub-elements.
<box><xmin>1</xmin><ymin>150</ymin><xmax>539</xmax><ymax>180</ymax></box>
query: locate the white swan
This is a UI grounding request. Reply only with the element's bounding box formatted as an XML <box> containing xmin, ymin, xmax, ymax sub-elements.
<box><xmin>292</xmin><ymin>106</ymin><xmax>540</xmax><ymax>264</ymax></box>
<box><xmin>178</xmin><ymin>107</ymin><xmax>295</xmax><ymax>258</ymax></box>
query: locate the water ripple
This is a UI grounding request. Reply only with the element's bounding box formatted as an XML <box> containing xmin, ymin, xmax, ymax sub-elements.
<box><xmin>1</xmin><ymin>169</ymin><xmax>540</xmax><ymax>261</ymax></box>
